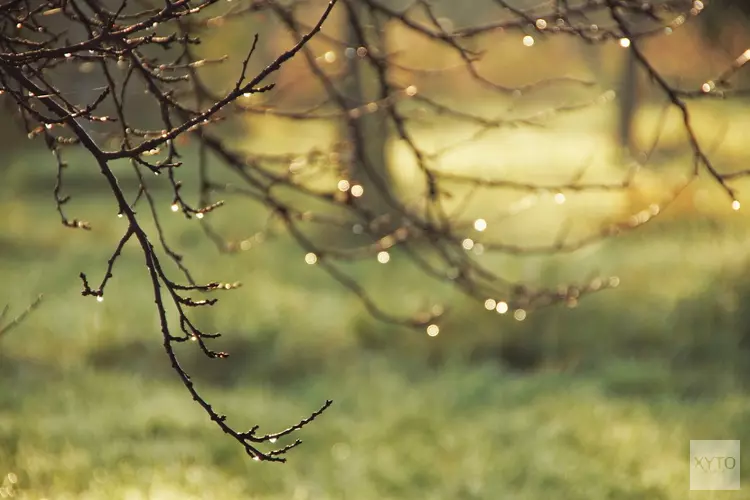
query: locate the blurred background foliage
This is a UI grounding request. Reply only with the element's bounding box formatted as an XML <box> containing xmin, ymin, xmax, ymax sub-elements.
<box><xmin>2</xmin><ymin>1</ymin><xmax>750</xmax><ymax>499</ymax></box>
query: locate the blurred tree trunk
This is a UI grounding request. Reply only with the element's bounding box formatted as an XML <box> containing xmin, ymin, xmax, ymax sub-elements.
<box><xmin>579</xmin><ymin>41</ymin><xmax>639</xmax><ymax>162</ymax></box>
<box><xmin>342</xmin><ymin>3</ymin><xmax>395</xmax><ymax>223</ymax></box>
<box><xmin>617</xmin><ymin>50</ymin><xmax>638</xmax><ymax>158</ymax></box>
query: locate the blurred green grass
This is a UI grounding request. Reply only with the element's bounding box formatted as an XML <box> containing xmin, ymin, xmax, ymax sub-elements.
<box><xmin>3</xmin><ymin>101</ymin><xmax>750</xmax><ymax>499</ymax></box>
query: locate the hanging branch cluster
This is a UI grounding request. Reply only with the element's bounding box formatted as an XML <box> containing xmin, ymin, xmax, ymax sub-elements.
<box><xmin>0</xmin><ymin>0</ymin><xmax>747</xmax><ymax>460</ymax></box>
<box><xmin>187</xmin><ymin>0</ymin><xmax>749</xmax><ymax>322</ymax></box>
<box><xmin>0</xmin><ymin>0</ymin><xmax>337</xmax><ymax>462</ymax></box>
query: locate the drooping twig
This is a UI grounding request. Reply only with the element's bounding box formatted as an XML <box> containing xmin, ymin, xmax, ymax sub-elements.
<box><xmin>0</xmin><ymin>295</ymin><xmax>44</xmax><ymax>338</ymax></box>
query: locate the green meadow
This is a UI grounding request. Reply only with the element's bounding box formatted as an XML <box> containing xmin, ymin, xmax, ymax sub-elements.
<box><xmin>2</xmin><ymin>98</ymin><xmax>750</xmax><ymax>499</ymax></box>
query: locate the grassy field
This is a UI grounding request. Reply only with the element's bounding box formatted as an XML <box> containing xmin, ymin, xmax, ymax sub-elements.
<box><xmin>2</xmin><ymin>100</ymin><xmax>750</xmax><ymax>499</ymax></box>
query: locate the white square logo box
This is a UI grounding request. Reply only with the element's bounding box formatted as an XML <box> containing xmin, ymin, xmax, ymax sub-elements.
<box><xmin>690</xmin><ymin>440</ymin><xmax>740</xmax><ymax>491</ymax></box>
